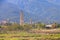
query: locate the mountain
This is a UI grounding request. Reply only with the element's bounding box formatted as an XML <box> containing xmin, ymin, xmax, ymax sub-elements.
<box><xmin>0</xmin><ymin>2</ymin><xmax>20</xmax><ymax>22</ymax></box>
<box><xmin>0</xmin><ymin>0</ymin><xmax>60</xmax><ymax>23</ymax></box>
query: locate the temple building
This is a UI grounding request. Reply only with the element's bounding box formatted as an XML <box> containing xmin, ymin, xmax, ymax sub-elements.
<box><xmin>20</xmin><ymin>11</ymin><xmax>24</xmax><ymax>25</ymax></box>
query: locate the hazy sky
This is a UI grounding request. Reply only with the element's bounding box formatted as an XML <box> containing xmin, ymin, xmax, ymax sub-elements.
<box><xmin>6</xmin><ymin>0</ymin><xmax>60</xmax><ymax>5</ymax></box>
<box><xmin>0</xmin><ymin>0</ymin><xmax>60</xmax><ymax>14</ymax></box>
<box><xmin>0</xmin><ymin>0</ymin><xmax>60</xmax><ymax>23</ymax></box>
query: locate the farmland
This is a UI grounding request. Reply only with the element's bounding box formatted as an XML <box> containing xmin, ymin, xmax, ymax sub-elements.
<box><xmin>0</xmin><ymin>29</ymin><xmax>60</xmax><ymax>40</ymax></box>
<box><xmin>0</xmin><ymin>22</ymin><xmax>60</xmax><ymax>40</ymax></box>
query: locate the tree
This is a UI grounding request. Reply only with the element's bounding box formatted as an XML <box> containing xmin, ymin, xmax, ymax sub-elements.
<box><xmin>57</xmin><ymin>24</ymin><xmax>60</xmax><ymax>28</ymax></box>
<box><xmin>22</xmin><ymin>24</ymin><xmax>32</xmax><ymax>31</ymax></box>
<box><xmin>35</xmin><ymin>22</ymin><xmax>45</xmax><ymax>29</ymax></box>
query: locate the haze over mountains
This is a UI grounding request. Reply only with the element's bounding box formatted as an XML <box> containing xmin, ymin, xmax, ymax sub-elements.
<box><xmin>0</xmin><ymin>0</ymin><xmax>60</xmax><ymax>23</ymax></box>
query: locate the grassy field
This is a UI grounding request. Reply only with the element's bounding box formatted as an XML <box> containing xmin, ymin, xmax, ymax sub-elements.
<box><xmin>0</xmin><ymin>31</ymin><xmax>60</xmax><ymax>40</ymax></box>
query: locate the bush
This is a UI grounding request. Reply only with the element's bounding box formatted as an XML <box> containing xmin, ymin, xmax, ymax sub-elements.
<box><xmin>22</xmin><ymin>24</ymin><xmax>32</xmax><ymax>31</ymax></box>
<box><xmin>0</xmin><ymin>26</ymin><xmax>1</xmax><ymax>28</ymax></box>
<box><xmin>57</xmin><ymin>24</ymin><xmax>60</xmax><ymax>28</ymax></box>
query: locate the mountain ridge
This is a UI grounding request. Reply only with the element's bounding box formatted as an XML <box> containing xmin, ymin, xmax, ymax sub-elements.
<box><xmin>0</xmin><ymin>0</ymin><xmax>60</xmax><ymax>23</ymax></box>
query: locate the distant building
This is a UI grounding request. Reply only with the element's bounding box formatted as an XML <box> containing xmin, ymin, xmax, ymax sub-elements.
<box><xmin>45</xmin><ymin>23</ymin><xmax>57</xmax><ymax>29</ymax></box>
<box><xmin>1</xmin><ymin>20</ymin><xmax>7</xmax><ymax>25</ymax></box>
<box><xmin>45</xmin><ymin>24</ymin><xmax>52</xmax><ymax>29</ymax></box>
<box><xmin>0</xmin><ymin>20</ymin><xmax>11</xmax><ymax>26</ymax></box>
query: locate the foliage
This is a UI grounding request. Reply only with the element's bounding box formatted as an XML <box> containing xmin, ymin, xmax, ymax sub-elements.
<box><xmin>57</xmin><ymin>24</ymin><xmax>60</xmax><ymax>28</ymax></box>
<box><xmin>22</xmin><ymin>24</ymin><xmax>32</xmax><ymax>31</ymax></box>
<box><xmin>0</xmin><ymin>23</ymin><xmax>33</xmax><ymax>31</ymax></box>
<box><xmin>9</xmin><ymin>23</ymin><xmax>25</xmax><ymax>31</ymax></box>
<box><xmin>35</xmin><ymin>22</ymin><xmax>45</xmax><ymax>29</ymax></box>
<box><xmin>0</xmin><ymin>26</ymin><xmax>2</xmax><ymax>28</ymax></box>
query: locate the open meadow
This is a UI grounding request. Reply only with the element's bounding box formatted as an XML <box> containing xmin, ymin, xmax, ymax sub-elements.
<box><xmin>0</xmin><ymin>30</ymin><xmax>60</xmax><ymax>40</ymax></box>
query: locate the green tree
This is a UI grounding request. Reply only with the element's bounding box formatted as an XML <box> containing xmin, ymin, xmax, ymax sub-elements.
<box><xmin>22</xmin><ymin>24</ymin><xmax>32</xmax><ymax>31</ymax></box>
<box><xmin>57</xmin><ymin>24</ymin><xmax>60</xmax><ymax>28</ymax></box>
<box><xmin>35</xmin><ymin>22</ymin><xmax>45</xmax><ymax>29</ymax></box>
